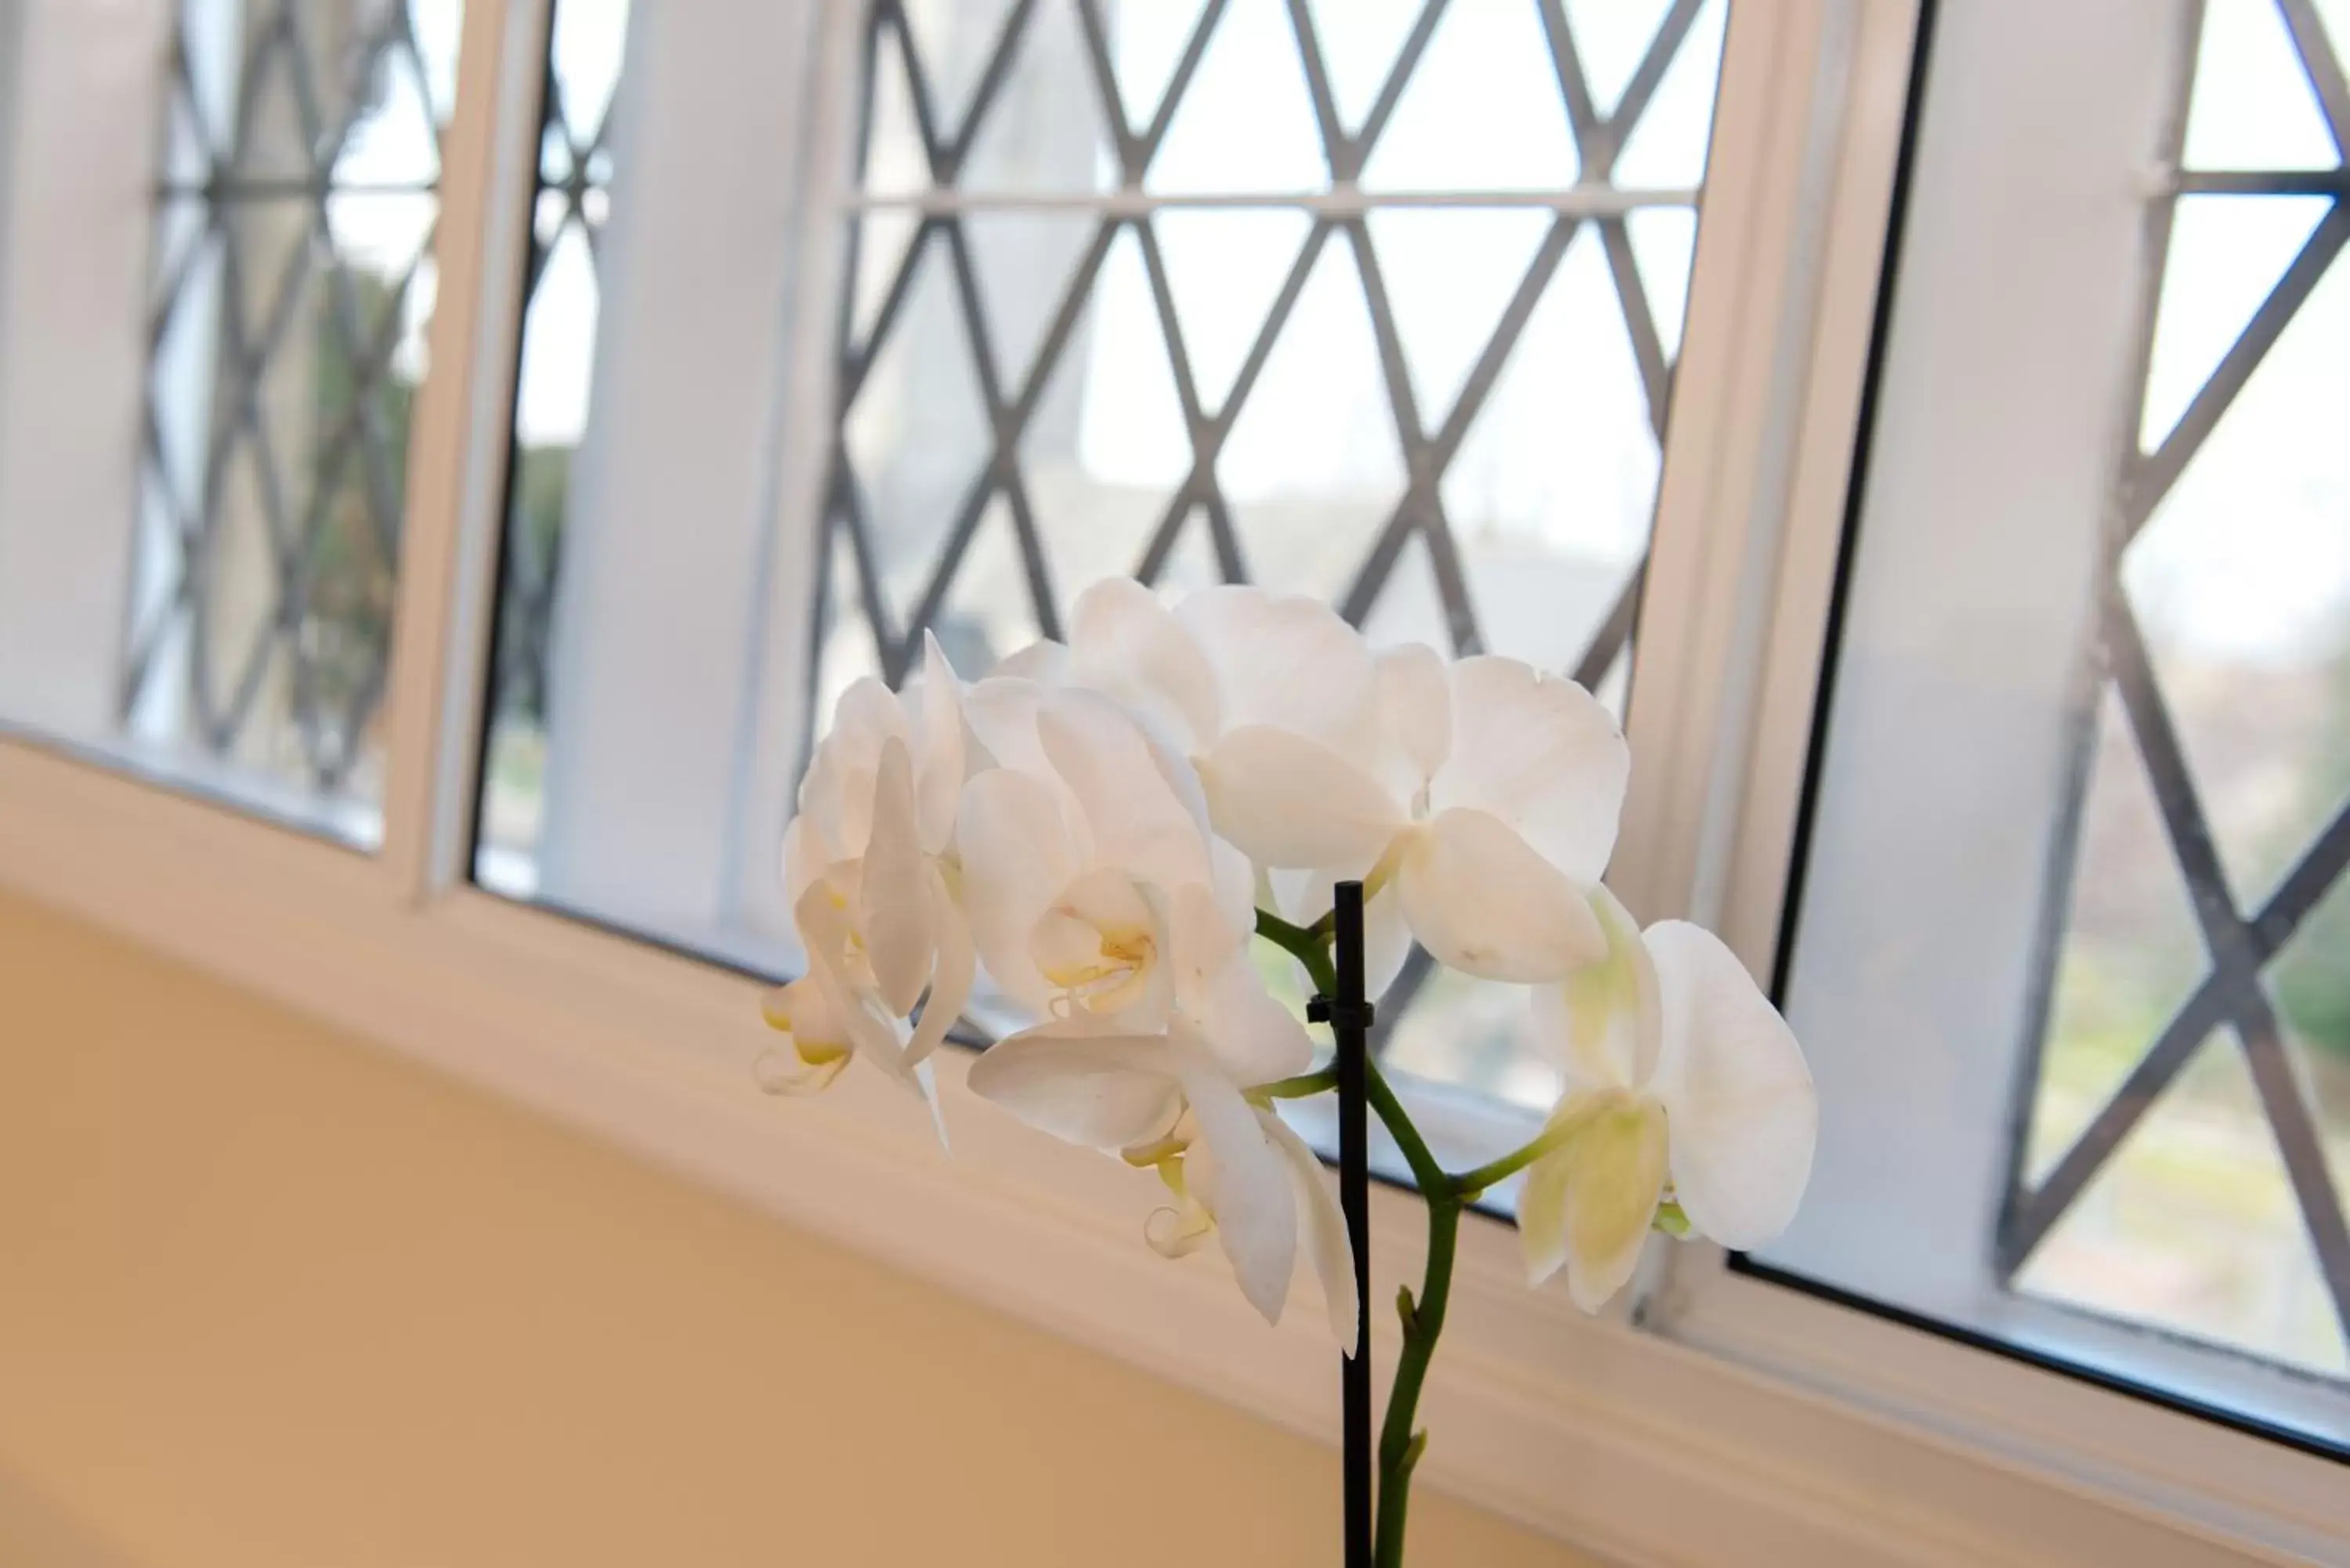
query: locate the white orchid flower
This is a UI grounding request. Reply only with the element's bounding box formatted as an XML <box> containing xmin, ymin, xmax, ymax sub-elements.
<box><xmin>1051</xmin><ymin>580</ymin><xmax>1626</xmax><ymax>984</ymax></box>
<box><xmin>969</xmin><ymin>1006</ymin><xmax>1358</xmax><ymax>1352</ymax></box>
<box><xmin>953</xmin><ymin>681</ymin><xmax>1253</xmax><ymax>1015</ymax></box>
<box><xmin>956</xmin><ymin>680</ymin><xmax>1357</xmax><ymax>1346</ymax></box>
<box><xmin>1214</xmin><ymin>641</ymin><xmax>1628</xmax><ymax>985</ymax></box>
<box><xmin>1061</xmin><ymin>577</ymin><xmax>1379</xmax><ymax>763</ymax></box>
<box><xmin>762</xmin><ymin>635</ymin><xmax>975</xmax><ymax>1101</ymax></box>
<box><xmin>1520</xmin><ymin>887</ymin><xmax>1817</xmax><ymax>1311</ymax></box>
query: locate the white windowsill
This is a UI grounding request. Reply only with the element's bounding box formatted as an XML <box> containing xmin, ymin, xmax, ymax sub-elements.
<box><xmin>5</xmin><ymin>734</ymin><xmax>2343</xmax><ymax>1567</ymax></box>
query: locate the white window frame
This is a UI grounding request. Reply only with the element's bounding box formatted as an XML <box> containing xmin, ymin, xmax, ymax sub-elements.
<box><xmin>1669</xmin><ymin>0</ymin><xmax>2350</xmax><ymax>1469</ymax></box>
<box><xmin>1636</xmin><ymin>0</ymin><xmax>2350</xmax><ymax>1553</ymax></box>
<box><xmin>0</xmin><ymin>3</ymin><xmax>2344</xmax><ymax>1564</ymax></box>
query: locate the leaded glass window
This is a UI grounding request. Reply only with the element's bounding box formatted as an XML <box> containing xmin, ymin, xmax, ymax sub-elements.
<box><xmin>2003</xmin><ymin>0</ymin><xmax>2350</xmax><ymax>1382</ymax></box>
<box><xmin>1759</xmin><ymin>0</ymin><xmax>2350</xmax><ymax>1450</ymax></box>
<box><xmin>129</xmin><ymin>0</ymin><xmax>462</xmax><ymax>841</ymax></box>
<box><xmin>465</xmin><ymin>0</ymin><xmax>1734</xmax><ymax>1071</ymax></box>
<box><xmin>815</xmin><ymin>0</ymin><xmax>1730</xmax><ymax>1110</ymax></box>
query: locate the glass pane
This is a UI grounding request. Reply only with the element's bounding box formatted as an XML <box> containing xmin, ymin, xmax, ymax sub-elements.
<box><xmin>1358</xmin><ymin>0</ymin><xmax>1579</xmax><ymax>193</ymax></box>
<box><xmin>2125</xmin><ymin>222</ymin><xmax>2350</xmax><ymax>904</ymax></box>
<box><xmin>1763</xmin><ymin>0</ymin><xmax>2350</xmax><ymax>1450</ymax></box>
<box><xmin>475</xmin><ymin>0</ymin><xmax>630</xmax><ymax>896</ymax></box>
<box><xmin>798</xmin><ymin>0</ymin><xmax>1730</xmax><ymax>1113</ymax></box>
<box><xmin>472</xmin><ymin>2</ymin><xmax>1732</xmax><ymax>1131</ymax></box>
<box><xmin>106</xmin><ymin>0</ymin><xmax>461</xmax><ymax>845</ymax></box>
<box><xmin>1611</xmin><ymin>0</ymin><xmax>1728</xmax><ymax>189</ymax></box>
<box><xmin>2180</xmin><ymin>0</ymin><xmax>2338</xmax><ymax>172</ymax></box>
<box><xmin>1302</xmin><ymin>0</ymin><xmax>1426</xmax><ymax>135</ymax></box>
<box><xmin>1020</xmin><ymin>227</ymin><xmax>1191</xmax><ymax>609</ymax></box>
<box><xmin>2016</xmin><ymin>1026</ymin><xmax>2347</xmax><ymax>1378</ymax></box>
<box><xmin>1146</xmin><ymin>0</ymin><xmax>1328</xmax><ymax>197</ymax></box>
<box><xmin>2277</xmin><ymin>874</ymin><xmax>2350</xmax><ymax>1213</ymax></box>
<box><xmin>956</xmin><ymin>0</ymin><xmax>1117</xmax><ymax>198</ymax></box>
<box><xmin>1213</xmin><ymin>235</ymin><xmax>1408</xmax><ymax>603</ymax></box>
<box><xmin>1440</xmin><ymin>227</ymin><xmax>1659</xmax><ymax>677</ymax></box>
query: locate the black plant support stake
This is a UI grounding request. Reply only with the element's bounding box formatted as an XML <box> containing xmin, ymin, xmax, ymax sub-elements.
<box><xmin>1311</xmin><ymin>880</ymin><xmax>1376</xmax><ymax>1568</ymax></box>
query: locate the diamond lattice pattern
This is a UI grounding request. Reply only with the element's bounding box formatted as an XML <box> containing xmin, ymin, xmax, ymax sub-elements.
<box><xmin>2009</xmin><ymin>0</ymin><xmax>2350</xmax><ymax>1372</ymax></box>
<box><xmin>129</xmin><ymin>0</ymin><xmax>458</xmax><ymax>815</ymax></box>
<box><xmin>812</xmin><ymin>0</ymin><xmax>1724</xmax><ymax>726</ymax></box>
<box><xmin>810</xmin><ymin>0</ymin><xmax>1729</xmax><ymax>1101</ymax></box>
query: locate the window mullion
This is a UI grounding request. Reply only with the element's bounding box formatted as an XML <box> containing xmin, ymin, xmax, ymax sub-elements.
<box><xmin>1609</xmin><ymin>0</ymin><xmax>1898</xmax><ymax>938</ymax></box>
<box><xmin>0</xmin><ymin>1</ymin><xmax>175</xmax><ymax>739</ymax></box>
<box><xmin>378</xmin><ymin>0</ymin><xmax>551</xmax><ymax>904</ymax></box>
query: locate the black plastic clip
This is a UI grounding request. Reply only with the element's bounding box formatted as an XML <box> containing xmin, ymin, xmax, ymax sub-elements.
<box><xmin>1307</xmin><ymin>995</ymin><xmax>1377</xmax><ymax>1030</ymax></box>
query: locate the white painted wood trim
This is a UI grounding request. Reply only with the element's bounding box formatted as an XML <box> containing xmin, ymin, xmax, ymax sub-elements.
<box><xmin>1708</xmin><ymin>0</ymin><xmax>1922</xmax><ymax>974</ymax></box>
<box><xmin>380</xmin><ymin>0</ymin><xmax>541</xmax><ymax>902</ymax></box>
<box><xmin>1612</xmin><ymin>0</ymin><xmax>1857</xmax><ymax>930</ymax></box>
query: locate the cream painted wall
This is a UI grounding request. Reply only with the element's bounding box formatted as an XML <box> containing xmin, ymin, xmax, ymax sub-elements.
<box><xmin>0</xmin><ymin>887</ymin><xmax>1603</xmax><ymax>1568</ymax></box>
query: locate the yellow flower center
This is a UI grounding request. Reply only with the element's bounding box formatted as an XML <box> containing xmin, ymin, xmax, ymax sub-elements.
<box><xmin>1040</xmin><ymin>919</ymin><xmax>1156</xmax><ymax>1015</ymax></box>
<box><xmin>1031</xmin><ymin>869</ymin><xmax>1164</xmax><ymax>1018</ymax></box>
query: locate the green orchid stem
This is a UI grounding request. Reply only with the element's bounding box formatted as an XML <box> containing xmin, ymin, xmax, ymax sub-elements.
<box><xmin>1445</xmin><ymin>1107</ymin><xmax>1594</xmax><ymax>1201</ymax></box>
<box><xmin>1253</xmin><ymin>908</ymin><xmax>1337</xmax><ymax>996</ymax></box>
<box><xmin>1376</xmin><ymin>1190</ymin><xmax>1456</xmax><ymax>1568</ymax></box>
<box><xmin>1250</xmin><ymin>1066</ymin><xmax>1340</xmax><ymax>1104</ymax></box>
<box><xmin>1252</xmin><ymin>904</ymin><xmax>1619</xmax><ymax>1566</ymax></box>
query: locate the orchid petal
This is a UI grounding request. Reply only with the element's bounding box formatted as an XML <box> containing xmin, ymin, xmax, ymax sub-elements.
<box><xmin>991</xmin><ymin>638</ymin><xmax>1068</xmax><ymax>683</ymax></box>
<box><xmin>794</xmin><ymin>882</ymin><xmax>912</xmax><ymax>1079</ymax></box>
<box><xmin>828</xmin><ymin>677</ymin><xmax>910</xmax><ymax>783</ymax></box>
<box><xmin>910</xmin><ymin>633</ymin><xmax>967</xmax><ymax>853</ymax></box>
<box><xmin>1169</xmin><ymin>880</ymin><xmax>1246</xmax><ymax>1003</ymax></box>
<box><xmin>966</xmin><ymin>1027</ymin><xmax>1186</xmax><ymax>1151</ymax></box>
<box><xmin>755</xmin><ymin>977</ymin><xmax>853</xmax><ymax>1095</ymax></box>
<box><xmin>1030</xmin><ymin>866</ymin><xmax>1172</xmax><ymax>1025</ymax></box>
<box><xmin>904</xmin><ymin>866</ymin><xmax>974</xmax><ymax>1069</ymax></box>
<box><xmin>1193</xmin><ymin>952</ymin><xmax>1316</xmax><ymax>1087</ymax></box>
<box><xmin>796</xmin><ymin>745</ymin><xmax>855</xmax><ymax>865</ymax></box>
<box><xmin>1397</xmin><ymin>808</ymin><xmax>1605</xmax><ymax>981</ymax></box>
<box><xmin>1176</xmin><ymin>586</ymin><xmax>1379</xmax><ymax>754</ymax></box>
<box><xmin>1278</xmin><ymin>867</ymin><xmax>1414</xmax><ymax>1002</ymax></box>
<box><xmin>1531</xmin><ymin>883</ymin><xmax>1659</xmax><ymax>1091</ymax></box>
<box><xmin>751</xmin><ymin>1047</ymin><xmax>851</xmax><ymax>1096</ymax></box>
<box><xmin>1144</xmin><ymin>1164</ymin><xmax>1217</xmax><ymax>1259</ymax></box>
<box><xmin>1520</xmin><ymin>1093</ymin><xmax>1666</xmax><ymax>1311</ymax></box>
<box><xmin>956</xmin><ymin>768</ymin><xmax>1081</xmax><ymax>1012</ymax></box>
<box><xmin>779</xmin><ymin>813</ymin><xmax>821</xmax><ymax>913</ymax></box>
<box><xmin>832</xmin><ymin>674</ymin><xmax>909</xmax><ymax>746</ymax></box>
<box><xmin>855</xmin><ymin>737</ymin><xmax>932</xmax><ymax>1016</ymax></box>
<box><xmin>1172</xmin><ymin>1042</ymin><xmax>1297</xmax><ymax>1327</ymax></box>
<box><xmin>1264</xmin><ymin>1110</ymin><xmax>1358</xmax><ymax>1355</ymax></box>
<box><xmin>1208</xmin><ymin>837</ymin><xmax>1258</xmax><ymax>947</ymax></box>
<box><xmin>801</xmin><ymin>677</ymin><xmax>913</xmax><ymax>862</ymax></box>
<box><xmin>1375</xmin><ymin>641</ymin><xmax>1451</xmax><ymax>797</ymax></box>
<box><xmin>1643</xmin><ymin>921</ymin><xmax>1817</xmax><ymax>1249</ymax></box>
<box><xmin>915</xmin><ymin>1056</ymin><xmax>949</xmax><ymax>1151</ymax></box>
<box><xmin>1435</xmin><ymin>656</ymin><xmax>1629</xmax><ymax>884</ymax></box>
<box><xmin>1037</xmin><ymin>688</ymin><xmax>1212</xmax><ymax>891</ymax></box>
<box><xmin>1363</xmin><ymin>884</ymin><xmax>1413</xmax><ymax>1002</ymax></box>
<box><xmin>960</xmin><ymin>676</ymin><xmax>1055</xmax><ymax>782</ymax></box>
<box><xmin>1071</xmin><ymin>576</ymin><xmax>1222</xmax><ymax>755</ymax></box>
<box><xmin>1198</xmin><ymin>725</ymin><xmax>1402</xmax><ymax>869</ymax></box>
